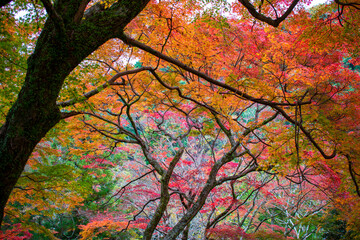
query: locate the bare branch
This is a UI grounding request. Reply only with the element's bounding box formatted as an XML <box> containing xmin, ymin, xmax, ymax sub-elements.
<box><xmin>334</xmin><ymin>0</ymin><xmax>360</xmax><ymax>10</ymax></box>
<box><xmin>119</xmin><ymin>34</ymin><xmax>311</xmax><ymax>107</ymax></box>
<box><xmin>347</xmin><ymin>155</ymin><xmax>360</xmax><ymax>198</ymax></box>
<box><xmin>57</xmin><ymin>67</ymin><xmax>152</xmax><ymax>107</ymax></box>
<box><xmin>60</xmin><ymin>110</ymin><xmax>82</xmax><ymax>119</ymax></box>
<box><xmin>238</xmin><ymin>0</ymin><xmax>300</xmax><ymax>27</ymax></box>
<box><xmin>101</xmin><ymin>169</ymin><xmax>155</xmax><ymax>208</ymax></box>
<box><xmin>273</xmin><ymin>106</ymin><xmax>336</xmax><ymax>159</ymax></box>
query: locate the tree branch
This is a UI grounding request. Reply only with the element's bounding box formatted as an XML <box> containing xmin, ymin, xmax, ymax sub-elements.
<box><xmin>334</xmin><ymin>0</ymin><xmax>360</xmax><ymax>10</ymax></box>
<box><xmin>57</xmin><ymin>67</ymin><xmax>152</xmax><ymax>107</ymax></box>
<box><xmin>119</xmin><ymin>34</ymin><xmax>311</xmax><ymax>107</ymax></box>
<box><xmin>60</xmin><ymin>110</ymin><xmax>82</xmax><ymax>119</ymax></box>
<box><xmin>347</xmin><ymin>155</ymin><xmax>360</xmax><ymax>198</ymax></box>
<box><xmin>238</xmin><ymin>0</ymin><xmax>300</xmax><ymax>27</ymax></box>
<box><xmin>40</xmin><ymin>0</ymin><xmax>66</xmax><ymax>34</ymax></box>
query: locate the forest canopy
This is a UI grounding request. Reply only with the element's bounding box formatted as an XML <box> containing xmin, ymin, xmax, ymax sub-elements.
<box><xmin>1</xmin><ymin>0</ymin><xmax>360</xmax><ymax>239</ymax></box>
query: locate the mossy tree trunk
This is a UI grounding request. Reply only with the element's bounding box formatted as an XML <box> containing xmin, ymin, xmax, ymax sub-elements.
<box><xmin>0</xmin><ymin>0</ymin><xmax>150</xmax><ymax>225</ymax></box>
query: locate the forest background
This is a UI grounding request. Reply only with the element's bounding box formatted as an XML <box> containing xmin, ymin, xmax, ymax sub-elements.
<box><xmin>1</xmin><ymin>0</ymin><xmax>360</xmax><ymax>239</ymax></box>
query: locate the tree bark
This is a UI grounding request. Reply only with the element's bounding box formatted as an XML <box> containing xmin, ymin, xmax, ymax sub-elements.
<box><xmin>0</xmin><ymin>0</ymin><xmax>150</xmax><ymax>225</ymax></box>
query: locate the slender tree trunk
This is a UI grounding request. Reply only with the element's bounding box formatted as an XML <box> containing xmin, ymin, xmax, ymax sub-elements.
<box><xmin>0</xmin><ymin>0</ymin><xmax>150</xmax><ymax>225</ymax></box>
<box><xmin>181</xmin><ymin>224</ymin><xmax>190</xmax><ymax>240</ymax></box>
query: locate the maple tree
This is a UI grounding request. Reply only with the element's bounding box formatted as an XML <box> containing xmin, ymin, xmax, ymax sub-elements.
<box><xmin>1</xmin><ymin>0</ymin><xmax>360</xmax><ymax>239</ymax></box>
<box><xmin>0</xmin><ymin>0</ymin><xmax>151</xmax><ymax>226</ymax></box>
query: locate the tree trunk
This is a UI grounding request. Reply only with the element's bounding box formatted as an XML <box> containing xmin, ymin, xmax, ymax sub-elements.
<box><xmin>181</xmin><ymin>224</ymin><xmax>190</xmax><ymax>240</ymax></box>
<box><xmin>0</xmin><ymin>0</ymin><xmax>150</xmax><ymax>225</ymax></box>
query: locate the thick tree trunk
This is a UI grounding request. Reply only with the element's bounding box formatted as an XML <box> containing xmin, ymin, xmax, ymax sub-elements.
<box><xmin>0</xmin><ymin>0</ymin><xmax>150</xmax><ymax>225</ymax></box>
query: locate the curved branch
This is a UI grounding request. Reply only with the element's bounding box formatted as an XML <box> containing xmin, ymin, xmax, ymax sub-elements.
<box><xmin>60</xmin><ymin>110</ymin><xmax>82</xmax><ymax>119</ymax></box>
<box><xmin>238</xmin><ymin>0</ymin><xmax>300</xmax><ymax>27</ymax></box>
<box><xmin>57</xmin><ymin>67</ymin><xmax>152</xmax><ymax>107</ymax></box>
<box><xmin>347</xmin><ymin>155</ymin><xmax>360</xmax><ymax>198</ymax></box>
<box><xmin>119</xmin><ymin>35</ymin><xmax>335</xmax><ymax>159</ymax></box>
<box><xmin>101</xmin><ymin>169</ymin><xmax>155</xmax><ymax>208</ymax></box>
<box><xmin>273</xmin><ymin>106</ymin><xmax>336</xmax><ymax>159</ymax></box>
<box><xmin>334</xmin><ymin>0</ymin><xmax>360</xmax><ymax>9</ymax></box>
<box><xmin>119</xmin><ymin>34</ymin><xmax>311</xmax><ymax>107</ymax></box>
<box><xmin>143</xmin><ymin>148</ymin><xmax>184</xmax><ymax>239</ymax></box>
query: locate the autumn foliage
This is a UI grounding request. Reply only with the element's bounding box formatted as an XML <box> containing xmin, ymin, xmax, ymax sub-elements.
<box><xmin>1</xmin><ymin>0</ymin><xmax>360</xmax><ymax>239</ymax></box>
